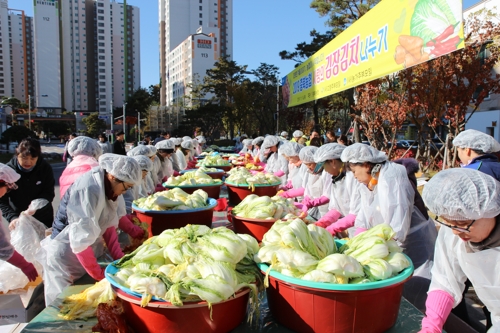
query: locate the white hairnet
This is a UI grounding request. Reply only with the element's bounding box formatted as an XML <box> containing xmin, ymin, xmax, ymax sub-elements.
<box><xmin>252</xmin><ymin>136</ymin><xmax>264</xmax><ymax>146</ymax></box>
<box><xmin>182</xmin><ymin>136</ymin><xmax>192</xmax><ymax>142</ymax></box>
<box><xmin>156</xmin><ymin>140</ymin><xmax>174</xmax><ymax>150</ymax></box>
<box><xmin>452</xmin><ymin>129</ymin><xmax>500</xmax><ymax>153</ymax></box>
<box><xmin>314</xmin><ymin>143</ymin><xmax>346</xmax><ymax>163</ymax></box>
<box><xmin>262</xmin><ymin>136</ymin><xmax>280</xmax><ymax>150</ymax></box>
<box><xmin>299</xmin><ymin>146</ymin><xmax>318</xmax><ymax>163</ymax></box>
<box><xmin>127</xmin><ymin>145</ymin><xmax>155</xmax><ymax>157</ymax></box>
<box><xmin>98</xmin><ymin>153</ymin><xmax>142</xmax><ymax>185</ymax></box>
<box><xmin>181</xmin><ymin>141</ymin><xmax>193</xmax><ymax>149</ymax></box>
<box><xmin>191</xmin><ymin>139</ymin><xmax>200</xmax><ymax>147</ymax></box>
<box><xmin>280</xmin><ymin>141</ymin><xmax>302</xmax><ymax>157</ymax></box>
<box><xmin>197</xmin><ymin>136</ymin><xmax>206</xmax><ymax>144</ymax></box>
<box><xmin>0</xmin><ymin>163</ymin><xmax>20</xmax><ymax>183</ymax></box>
<box><xmin>132</xmin><ymin>155</ymin><xmax>153</xmax><ymax>172</ymax></box>
<box><xmin>243</xmin><ymin>139</ymin><xmax>253</xmax><ymax>147</ymax></box>
<box><xmin>340</xmin><ymin>143</ymin><xmax>387</xmax><ymax>163</ymax></box>
<box><xmin>67</xmin><ymin>136</ymin><xmax>102</xmax><ymax>158</ymax></box>
<box><xmin>281</xmin><ymin>131</ymin><xmax>288</xmax><ymax>137</ymax></box>
<box><xmin>293</xmin><ymin>130</ymin><xmax>303</xmax><ymax>138</ymax></box>
<box><xmin>173</xmin><ymin>138</ymin><xmax>182</xmax><ymax>146</ymax></box>
<box><xmin>423</xmin><ymin>168</ymin><xmax>500</xmax><ymax>221</ymax></box>
<box><xmin>149</xmin><ymin>146</ymin><xmax>157</xmax><ymax>154</ymax></box>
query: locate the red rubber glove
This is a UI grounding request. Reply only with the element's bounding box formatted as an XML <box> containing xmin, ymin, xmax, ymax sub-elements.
<box><xmin>354</xmin><ymin>228</ymin><xmax>368</xmax><ymax>236</ymax></box>
<box><xmin>326</xmin><ymin>214</ymin><xmax>356</xmax><ymax>236</ymax></box>
<box><xmin>75</xmin><ymin>247</ymin><xmax>105</xmax><ymax>281</ymax></box>
<box><xmin>274</xmin><ymin>170</ymin><xmax>285</xmax><ymax>177</ymax></box>
<box><xmin>7</xmin><ymin>251</ymin><xmax>38</xmax><ymax>282</ymax></box>
<box><xmin>162</xmin><ymin>176</ymin><xmax>169</xmax><ymax>183</ymax></box>
<box><xmin>118</xmin><ymin>215</ymin><xmax>145</xmax><ymax>240</ymax></box>
<box><xmin>173</xmin><ymin>170</ymin><xmax>180</xmax><ymax>176</ymax></box>
<box><xmin>279</xmin><ymin>187</ymin><xmax>305</xmax><ymax>198</ymax></box>
<box><xmin>103</xmin><ymin>226</ymin><xmax>125</xmax><ymax>260</ymax></box>
<box><xmin>155</xmin><ymin>184</ymin><xmax>166</xmax><ymax>192</ymax></box>
<box><xmin>302</xmin><ymin>195</ymin><xmax>330</xmax><ymax>209</ymax></box>
<box><xmin>315</xmin><ymin>209</ymin><xmax>342</xmax><ymax>228</ymax></box>
<box><xmin>419</xmin><ymin>290</ymin><xmax>454</xmax><ymax>333</ymax></box>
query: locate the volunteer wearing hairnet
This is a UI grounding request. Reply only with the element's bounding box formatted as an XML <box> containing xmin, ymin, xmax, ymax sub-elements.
<box><xmin>59</xmin><ymin>136</ymin><xmax>102</xmax><ymax>198</ymax></box>
<box><xmin>175</xmin><ymin>138</ymin><xmax>188</xmax><ymax>171</ymax></box>
<box><xmin>453</xmin><ymin>129</ymin><xmax>500</xmax><ymax>181</ymax></box>
<box><xmin>127</xmin><ymin>145</ymin><xmax>156</xmax><ymax>194</ymax></box>
<box><xmin>310</xmin><ymin>143</ymin><xmax>361</xmax><ymax>228</ymax></box>
<box><xmin>39</xmin><ymin>154</ymin><xmax>142</xmax><ymax>305</ymax></box>
<box><xmin>0</xmin><ymin>164</ymin><xmax>38</xmax><ymax>282</ymax></box>
<box><xmin>280</xmin><ymin>131</ymin><xmax>289</xmax><ymax>141</ymax></box>
<box><xmin>291</xmin><ymin>130</ymin><xmax>304</xmax><ymax>143</ymax></box>
<box><xmin>279</xmin><ymin>141</ymin><xmax>306</xmax><ymax>190</ymax></box>
<box><xmin>262</xmin><ymin>136</ymin><xmax>288</xmax><ymax>184</ymax></box>
<box><xmin>155</xmin><ymin>139</ymin><xmax>175</xmax><ymax>182</ymax></box>
<box><xmin>181</xmin><ymin>141</ymin><xmax>197</xmax><ymax>169</ymax></box>
<box><xmin>252</xmin><ymin>136</ymin><xmax>265</xmax><ymax>162</ymax></box>
<box><xmin>170</xmin><ymin>138</ymin><xmax>182</xmax><ymax>173</ymax></box>
<box><xmin>342</xmin><ymin>143</ymin><xmax>437</xmax><ymax>310</ymax></box>
<box><xmin>419</xmin><ymin>168</ymin><xmax>500</xmax><ymax>332</ymax></box>
<box><xmin>239</xmin><ymin>139</ymin><xmax>253</xmax><ymax>155</ymax></box>
<box><xmin>279</xmin><ymin>146</ymin><xmax>327</xmax><ymax>219</ymax></box>
<box><xmin>193</xmin><ymin>139</ymin><xmax>202</xmax><ymax>156</ymax></box>
<box><xmin>123</xmin><ymin>155</ymin><xmax>153</xmax><ymax>213</ymax></box>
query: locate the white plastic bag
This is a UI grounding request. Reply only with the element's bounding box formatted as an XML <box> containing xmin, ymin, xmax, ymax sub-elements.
<box><xmin>0</xmin><ymin>199</ymin><xmax>48</xmax><ymax>293</ymax></box>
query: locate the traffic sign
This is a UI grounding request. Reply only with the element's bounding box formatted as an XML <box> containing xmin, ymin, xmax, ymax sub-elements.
<box><xmin>98</xmin><ymin>116</ymin><xmax>108</xmax><ymax>120</ymax></box>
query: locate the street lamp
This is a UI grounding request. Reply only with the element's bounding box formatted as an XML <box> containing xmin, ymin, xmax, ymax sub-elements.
<box><xmin>28</xmin><ymin>94</ymin><xmax>48</xmax><ymax>131</ymax></box>
<box><xmin>123</xmin><ymin>103</ymin><xmax>127</xmax><ymax>141</ymax></box>
<box><xmin>110</xmin><ymin>100</ymin><xmax>114</xmax><ymax>143</ymax></box>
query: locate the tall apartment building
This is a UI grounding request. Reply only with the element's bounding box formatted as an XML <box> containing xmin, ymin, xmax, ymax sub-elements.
<box><xmin>0</xmin><ymin>0</ymin><xmax>35</xmax><ymax>103</ymax></box>
<box><xmin>159</xmin><ymin>0</ymin><xmax>233</xmax><ymax>108</ymax></box>
<box><xmin>33</xmin><ymin>0</ymin><xmax>140</xmax><ymax>129</ymax></box>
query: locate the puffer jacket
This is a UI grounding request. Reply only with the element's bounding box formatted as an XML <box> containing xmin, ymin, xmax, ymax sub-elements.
<box><xmin>59</xmin><ymin>155</ymin><xmax>99</xmax><ymax>198</ymax></box>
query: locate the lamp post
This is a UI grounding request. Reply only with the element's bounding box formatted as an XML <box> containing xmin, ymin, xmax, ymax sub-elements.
<box><xmin>28</xmin><ymin>95</ymin><xmax>31</xmax><ymax>130</ymax></box>
<box><xmin>136</xmin><ymin>109</ymin><xmax>140</xmax><ymax>143</ymax></box>
<box><xmin>110</xmin><ymin>100</ymin><xmax>114</xmax><ymax>143</ymax></box>
<box><xmin>122</xmin><ymin>103</ymin><xmax>127</xmax><ymax>141</ymax></box>
<box><xmin>276</xmin><ymin>74</ymin><xmax>280</xmax><ymax>135</ymax></box>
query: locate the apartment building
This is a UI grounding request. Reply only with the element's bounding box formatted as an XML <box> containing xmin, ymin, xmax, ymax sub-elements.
<box><xmin>159</xmin><ymin>0</ymin><xmax>233</xmax><ymax>108</ymax></box>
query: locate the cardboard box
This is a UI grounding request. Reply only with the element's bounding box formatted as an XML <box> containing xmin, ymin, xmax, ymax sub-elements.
<box><xmin>0</xmin><ymin>282</ymin><xmax>44</xmax><ymax>325</ymax></box>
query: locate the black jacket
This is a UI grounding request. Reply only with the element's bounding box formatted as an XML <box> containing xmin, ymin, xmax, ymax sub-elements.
<box><xmin>0</xmin><ymin>156</ymin><xmax>55</xmax><ymax>227</ymax></box>
<box><xmin>113</xmin><ymin>139</ymin><xmax>126</xmax><ymax>155</ymax></box>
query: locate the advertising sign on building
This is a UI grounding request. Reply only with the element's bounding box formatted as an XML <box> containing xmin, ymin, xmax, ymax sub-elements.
<box><xmin>197</xmin><ymin>39</ymin><xmax>212</xmax><ymax>49</ymax></box>
<box><xmin>282</xmin><ymin>0</ymin><xmax>464</xmax><ymax>108</ymax></box>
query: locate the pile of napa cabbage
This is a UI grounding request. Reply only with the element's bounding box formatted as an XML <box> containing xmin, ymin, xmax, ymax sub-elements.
<box><xmin>255</xmin><ymin>221</ymin><xmax>411</xmax><ymax>285</ymax></box>
<box><xmin>196</xmin><ymin>155</ymin><xmax>231</xmax><ymax>167</ymax></box>
<box><xmin>232</xmin><ymin>194</ymin><xmax>304</xmax><ymax>220</ymax></box>
<box><xmin>164</xmin><ymin>169</ymin><xmax>223</xmax><ymax>186</ymax></box>
<box><xmin>226</xmin><ymin>168</ymin><xmax>281</xmax><ymax>191</ymax></box>
<box><xmin>111</xmin><ymin>225</ymin><xmax>261</xmax><ymax>313</ymax></box>
<box><xmin>133</xmin><ymin>188</ymin><xmax>209</xmax><ymax>211</ymax></box>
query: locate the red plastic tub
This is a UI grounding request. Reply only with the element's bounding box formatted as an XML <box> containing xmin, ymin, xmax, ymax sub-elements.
<box><xmin>132</xmin><ymin>199</ymin><xmax>217</xmax><ymax>237</ymax></box>
<box><xmin>163</xmin><ymin>184</ymin><xmax>222</xmax><ymax>199</ymax></box>
<box><xmin>114</xmin><ymin>287</ymin><xmax>250</xmax><ymax>333</ymax></box>
<box><xmin>231</xmin><ymin>213</ymin><xmax>276</xmax><ymax>242</ymax></box>
<box><xmin>258</xmin><ymin>261</ymin><xmax>413</xmax><ymax>333</ymax></box>
<box><xmin>225</xmin><ymin>182</ymin><xmax>280</xmax><ymax>205</ymax></box>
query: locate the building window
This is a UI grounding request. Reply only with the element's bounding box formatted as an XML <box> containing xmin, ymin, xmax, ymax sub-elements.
<box><xmin>199</xmin><ymin>13</ymin><xmax>202</xmax><ymax>18</ymax></box>
<box><xmin>199</xmin><ymin>20</ymin><xmax>202</xmax><ymax>25</ymax></box>
<box><xmin>199</xmin><ymin>6</ymin><xmax>202</xmax><ymax>10</ymax></box>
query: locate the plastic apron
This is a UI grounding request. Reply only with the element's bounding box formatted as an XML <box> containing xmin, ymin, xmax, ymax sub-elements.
<box><xmin>287</xmin><ymin>162</ymin><xmax>303</xmax><ymax>189</ymax></box>
<box><xmin>355</xmin><ymin>163</ymin><xmax>436</xmax><ymax>276</ymax></box>
<box><xmin>264</xmin><ymin>153</ymin><xmax>288</xmax><ymax>185</ymax></box>
<box><xmin>429</xmin><ymin>227</ymin><xmax>500</xmax><ymax>331</ymax></box>
<box><xmin>36</xmin><ymin>168</ymin><xmax>123</xmax><ymax>306</ymax></box>
<box><xmin>302</xmin><ymin>170</ymin><xmax>327</xmax><ymax>220</ymax></box>
<box><xmin>171</xmin><ymin>151</ymin><xmax>181</xmax><ymax>172</ymax></box>
<box><xmin>151</xmin><ymin>157</ymin><xmax>161</xmax><ymax>185</ymax></box>
<box><xmin>176</xmin><ymin>149</ymin><xmax>187</xmax><ymax>170</ymax></box>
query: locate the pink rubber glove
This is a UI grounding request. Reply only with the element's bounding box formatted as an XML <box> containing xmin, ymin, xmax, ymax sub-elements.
<box><xmin>302</xmin><ymin>195</ymin><xmax>330</xmax><ymax>209</ymax></box>
<box><xmin>315</xmin><ymin>209</ymin><xmax>342</xmax><ymax>228</ymax></box>
<box><xmin>118</xmin><ymin>215</ymin><xmax>145</xmax><ymax>240</ymax></box>
<box><xmin>326</xmin><ymin>214</ymin><xmax>356</xmax><ymax>235</ymax></box>
<box><xmin>419</xmin><ymin>290</ymin><xmax>454</xmax><ymax>333</ymax></box>
<box><xmin>102</xmin><ymin>226</ymin><xmax>124</xmax><ymax>260</ymax></box>
<box><xmin>75</xmin><ymin>247</ymin><xmax>105</xmax><ymax>281</ymax></box>
<box><xmin>354</xmin><ymin>227</ymin><xmax>368</xmax><ymax>236</ymax></box>
<box><xmin>279</xmin><ymin>187</ymin><xmax>305</xmax><ymax>198</ymax></box>
<box><xmin>294</xmin><ymin>202</ymin><xmax>309</xmax><ymax>212</ymax></box>
<box><xmin>7</xmin><ymin>251</ymin><xmax>38</xmax><ymax>282</ymax></box>
<box><xmin>282</xmin><ymin>180</ymin><xmax>293</xmax><ymax>190</ymax></box>
<box><xmin>274</xmin><ymin>170</ymin><xmax>285</xmax><ymax>177</ymax></box>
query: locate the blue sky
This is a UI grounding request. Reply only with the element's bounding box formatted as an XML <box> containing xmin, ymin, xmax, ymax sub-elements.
<box><xmin>16</xmin><ymin>0</ymin><xmax>480</xmax><ymax>88</ymax></box>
